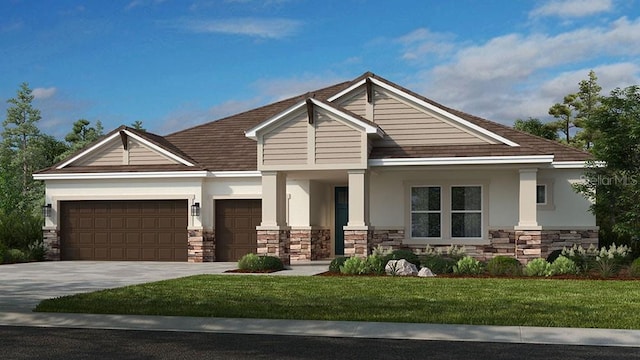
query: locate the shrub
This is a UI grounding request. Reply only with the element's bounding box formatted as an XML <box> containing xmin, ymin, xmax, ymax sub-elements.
<box><xmin>4</xmin><ymin>249</ymin><xmax>28</xmax><ymax>264</ymax></box>
<box><xmin>549</xmin><ymin>256</ymin><xmax>579</xmax><ymax>276</ymax></box>
<box><xmin>237</xmin><ymin>253</ymin><xmax>284</xmax><ymax>272</ymax></box>
<box><xmin>383</xmin><ymin>249</ymin><xmax>420</xmax><ymax>268</ymax></box>
<box><xmin>561</xmin><ymin>243</ymin><xmax>631</xmax><ymax>275</ymax></box>
<box><xmin>365</xmin><ymin>255</ymin><xmax>386</xmax><ymax>275</ymax></box>
<box><xmin>453</xmin><ymin>256</ymin><xmax>484</xmax><ymax>275</ymax></box>
<box><xmin>371</xmin><ymin>245</ymin><xmax>391</xmax><ymax>257</ymax></box>
<box><xmin>27</xmin><ymin>240</ymin><xmax>47</xmax><ymax>261</ymax></box>
<box><xmin>629</xmin><ymin>258</ymin><xmax>640</xmax><ymax>278</ymax></box>
<box><xmin>0</xmin><ymin>242</ymin><xmax>6</xmax><ymax>264</ymax></box>
<box><xmin>486</xmin><ymin>256</ymin><xmax>521</xmax><ymax>276</ymax></box>
<box><xmin>329</xmin><ymin>256</ymin><xmax>349</xmax><ymax>273</ymax></box>
<box><xmin>0</xmin><ymin>212</ymin><xmax>43</xmax><ymax>250</ymax></box>
<box><xmin>523</xmin><ymin>258</ymin><xmax>552</xmax><ymax>277</ymax></box>
<box><xmin>421</xmin><ymin>255</ymin><xmax>456</xmax><ymax>274</ymax></box>
<box><xmin>340</xmin><ymin>257</ymin><xmax>368</xmax><ymax>275</ymax></box>
<box><xmin>446</xmin><ymin>244</ymin><xmax>467</xmax><ymax>260</ymax></box>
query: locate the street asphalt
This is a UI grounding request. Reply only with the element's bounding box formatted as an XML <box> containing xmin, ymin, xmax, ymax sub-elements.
<box><xmin>1</xmin><ymin>261</ymin><xmax>639</xmax><ymax>348</ymax></box>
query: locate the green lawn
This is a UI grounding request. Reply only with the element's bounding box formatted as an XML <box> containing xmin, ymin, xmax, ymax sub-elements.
<box><xmin>35</xmin><ymin>275</ymin><xmax>640</xmax><ymax>329</ymax></box>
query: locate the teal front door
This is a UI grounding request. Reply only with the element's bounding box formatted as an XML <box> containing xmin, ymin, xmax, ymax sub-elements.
<box><xmin>334</xmin><ymin>187</ymin><xmax>349</xmax><ymax>256</ymax></box>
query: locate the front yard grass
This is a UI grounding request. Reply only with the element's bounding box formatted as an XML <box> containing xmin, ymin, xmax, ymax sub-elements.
<box><xmin>35</xmin><ymin>275</ymin><xmax>640</xmax><ymax>329</ymax></box>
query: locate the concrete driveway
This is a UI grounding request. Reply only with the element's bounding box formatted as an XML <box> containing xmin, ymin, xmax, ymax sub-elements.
<box><xmin>0</xmin><ymin>261</ymin><xmax>328</xmax><ymax>312</ymax></box>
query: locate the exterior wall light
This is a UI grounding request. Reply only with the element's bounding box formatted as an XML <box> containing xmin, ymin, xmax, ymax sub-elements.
<box><xmin>42</xmin><ymin>203</ymin><xmax>52</xmax><ymax>218</ymax></box>
<box><xmin>191</xmin><ymin>202</ymin><xmax>200</xmax><ymax>217</ymax></box>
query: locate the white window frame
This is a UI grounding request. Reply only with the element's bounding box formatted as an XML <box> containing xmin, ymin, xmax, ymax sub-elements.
<box><xmin>536</xmin><ymin>184</ymin><xmax>547</xmax><ymax>205</ymax></box>
<box><xmin>410</xmin><ymin>185</ymin><xmax>442</xmax><ymax>239</ymax></box>
<box><xmin>450</xmin><ymin>185</ymin><xmax>483</xmax><ymax>240</ymax></box>
<box><xmin>405</xmin><ymin>181</ymin><xmax>488</xmax><ymax>245</ymax></box>
<box><xmin>536</xmin><ymin>179</ymin><xmax>555</xmax><ymax>211</ymax></box>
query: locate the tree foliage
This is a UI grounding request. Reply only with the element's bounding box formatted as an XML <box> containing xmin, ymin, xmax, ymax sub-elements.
<box><xmin>513</xmin><ymin>117</ymin><xmax>559</xmax><ymax>140</ymax></box>
<box><xmin>574</xmin><ymin>85</ymin><xmax>640</xmax><ymax>247</ymax></box>
<box><xmin>56</xmin><ymin>119</ymin><xmax>104</xmax><ymax>161</ymax></box>
<box><xmin>131</xmin><ymin>120</ymin><xmax>146</xmax><ymax>131</ymax></box>
<box><xmin>548</xmin><ymin>70</ymin><xmax>602</xmax><ymax>149</ymax></box>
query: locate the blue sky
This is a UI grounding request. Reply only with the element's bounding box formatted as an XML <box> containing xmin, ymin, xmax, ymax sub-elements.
<box><xmin>1</xmin><ymin>0</ymin><xmax>639</xmax><ymax>137</ymax></box>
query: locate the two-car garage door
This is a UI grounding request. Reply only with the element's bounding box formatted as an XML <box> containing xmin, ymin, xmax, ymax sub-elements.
<box><xmin>59</xmin><ymin>199</ymin><xmax>262</xmax><ymax>262</ymax></box>
<box><xmin>60</xmin><ymin>200</ymin><xmax>188</xmax><ymax>261</ymax></box>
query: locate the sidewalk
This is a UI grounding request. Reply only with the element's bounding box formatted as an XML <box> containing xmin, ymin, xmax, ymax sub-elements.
<box><xmin>1</xmin><ymin>311</ymin><xmax>639</xmax><ymax>348</ymax></box>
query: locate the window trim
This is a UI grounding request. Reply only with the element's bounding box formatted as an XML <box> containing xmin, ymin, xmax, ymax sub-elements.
<box><xmin>450</xmin><ymin>185</ymin><xmax>483</xmax><ymax>239</ymax></box>
<box><xmin>410</xmin><ymin>185</ymin><xmax>442</xmax><ymax>239</ymax></box>
<box><xmin>536</xmin><ymin>179</ymin><xmax>555</xmax><ymax>211</ymax></box>
<box><xmin>536</xmin><ymin>184</ymin><xmax>547</xmax><ymax>205</ymax></box>
<box><xmin>404</xmin><ymin>180</ymin><xmax>489</xmax><ymax>245</ymax></box>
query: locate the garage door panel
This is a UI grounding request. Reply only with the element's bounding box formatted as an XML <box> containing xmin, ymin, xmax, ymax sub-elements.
<box><xmin>215</xmin><ymin>199</ymin><xmax>261</xmax><ymax>262</ymax></box>
<box><xmin>61</xmin><ymin>200</ymin><xmax>188</xmax><ymax>261</ymax></box>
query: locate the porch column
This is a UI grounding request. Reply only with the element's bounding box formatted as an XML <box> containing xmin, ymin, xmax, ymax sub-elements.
<box><xmin>344</xmin><ymin>169</ymin><xmax>370</xmax><ymax>258</ymax></box>
<box><xmin>256</xmin><ymin>171</ymin><xmax>290</xmax><ymax>264</ymax></box>
<box><xmin>515</xmin><ymin>168</ymin><xmax>540</xmax><ymax>229</ymax></box>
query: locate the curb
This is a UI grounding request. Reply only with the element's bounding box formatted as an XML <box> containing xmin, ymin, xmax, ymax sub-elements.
<box><xmin>1</xmin><ymin>312</ymin><xmax>639</xmax><ymax>348</ymax></box>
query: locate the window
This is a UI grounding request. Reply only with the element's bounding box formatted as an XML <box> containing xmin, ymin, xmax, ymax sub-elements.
<box><xmin>451</xmin><ymin>186</ymin><xmax>482</xmax><ymax>238</ymax></box>
<box><xmin>536</xmin><ymin>184</ymin><xmax>546</xmax><ymax>205</ymax></box>
<box><xmin>411</xmin><ymin>186</ymin><xmax>441</xmax><ymax>238</ymax></box>
<box><xmin>409</xmin><ymin>184</ymin><xmax>484</xmax><ymax>242</ymax></box>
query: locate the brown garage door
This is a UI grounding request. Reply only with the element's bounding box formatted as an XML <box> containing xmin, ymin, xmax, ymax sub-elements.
<box><xmin>60</xmin><ymin>200</ymin><xmax>188</xmax><ymax>261</ymax></box>
<box><xmin>215</xmin><ymin>199</ymin><xmax>261</xmax><ymax>261</ymax></box>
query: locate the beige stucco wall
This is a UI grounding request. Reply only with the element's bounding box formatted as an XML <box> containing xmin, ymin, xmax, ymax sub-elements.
<box><xmin>369</xmin><ymin>166</ymin><xmax>596</xmax><ymax>235</ymax></box>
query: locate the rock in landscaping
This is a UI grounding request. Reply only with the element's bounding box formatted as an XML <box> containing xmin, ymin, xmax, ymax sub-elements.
<box><xmin>385</xmin><ymin>259</ymin><xmax>418</xmax><ymax>276</ymax></box>
<box><xmin>418</xmin><ymin>267</ymin><xmax>436</xmax><ymax>277</ymax></box>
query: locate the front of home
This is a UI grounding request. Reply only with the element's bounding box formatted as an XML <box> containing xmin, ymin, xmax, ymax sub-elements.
<box><xmin>34</xmin><ymin>72</ymin><xmax>597</xmax><ymax>264</ymax></box>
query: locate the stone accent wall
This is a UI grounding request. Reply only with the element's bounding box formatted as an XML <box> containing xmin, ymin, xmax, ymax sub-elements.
<box><xmin>290</xmin><ymin>229</ymin><xmax>311</xmax><ymax>262</ymax></box>
<box><xmin>43</xmin><ymin>228</ymin><xmax>60</xmax><ymax>261</ymax></box>
<box><xmin>365</xmin><ymin>228</ymin><xmax>598</xmax><ymax>264</ymax></box>
<box><xmin>257</xmin><ymin>229</ymin><xmax>291</xmax><ymax>265</ymax></box>
<box><xmin>343</xmin><ymin>230</ymin><xmax>369</xmax><ymax>258</ymax></box>
<box><xmin>311</xmin><ymin>229</ymin><xmax>331</xmax><ymax>260</ymax></box>
<box><xmin>370</xmin><ymin>229</ymin><xmax>405</xmax><ymax>252</ymax></box>
<box><xmin>188</xmin><ymin>228</ymin><xmax>215</xmax><ymax>263</ymax></box>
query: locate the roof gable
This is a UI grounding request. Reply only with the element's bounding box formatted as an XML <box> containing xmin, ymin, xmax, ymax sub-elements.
<box><xmin>57</xmin><ymin>127</ymin><xmax>196</xmax><ymax>169</ymax></box>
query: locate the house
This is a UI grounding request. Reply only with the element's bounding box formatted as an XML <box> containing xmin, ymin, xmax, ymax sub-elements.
<box><xmin>34</xmin><ymin>72</ymin><xmax>597</xmax><ymax>264</ymax></box>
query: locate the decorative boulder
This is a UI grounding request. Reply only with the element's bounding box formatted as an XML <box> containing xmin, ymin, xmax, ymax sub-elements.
<box><xmin>418</xmin><ymin>267</ymin><xmax>436</xmax><ymax>277</ymax></box>
<box><xmin>385</xmin><ymin>259</ymin><xmax>418</xmax><ymax>276</ymax></box>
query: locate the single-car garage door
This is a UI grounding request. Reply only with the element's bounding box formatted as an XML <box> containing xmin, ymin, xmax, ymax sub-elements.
<box><xmin>60</xmin><ymin>200</ymin><xmax>188</xmax><ymax>261</ymax></box>
<box><xmin>215</xmin><ymin>199</ymin><xmax>261</xmax><ymax>262</ymax></box>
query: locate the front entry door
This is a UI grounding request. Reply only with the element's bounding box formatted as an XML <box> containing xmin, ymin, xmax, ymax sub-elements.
<box><xmin>334</xmin><ymin>187</ymin><xmax>349</xmax><ymax>256</ymax></box>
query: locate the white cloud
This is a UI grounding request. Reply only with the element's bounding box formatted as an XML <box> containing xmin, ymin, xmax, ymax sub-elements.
<box><xmin>396</xmin><ymin>28</ymin><xmax>456</xmax><ymax>60</ymax></box>
<box><xmin>125</xmin><ymin>0</ymin><xmax>167</xmax><ymax>11</ymax></box>
<box><xmin>399</xmin><ymin>16</ymin><xmax>640</xmax><ymax>124</ymax></box>
<box><xmin>172</xmin><ymin>17</ymin><xmax>302</xmax><ymax>39</ymax></box>
<box><xmin>32</xmin><ymin>87</ymin><xmax>57</xmax><ymax>100</ymax></box>
<box><xmin>530</xmin><ymin>0</ymin><xmax>613</xmax><ymax>18</ymax></box>
<box><xmin>251</xmin><ymin>73</ymin><xmax>344</xmax><ymax>101</ymax></box>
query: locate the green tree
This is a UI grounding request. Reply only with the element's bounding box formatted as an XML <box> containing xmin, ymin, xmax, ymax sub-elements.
<box><xmin>574</xmin><ymin>85</ymin><xmax>640</xmax><ymax>249</ymax></box>
<box><xmin>57</xmin><ymin>119</ymin><xmax>104</xmax><ymax>161</ymax></box>
<box><xmin>131</xmin><ymin>120</ymin><xmax>146</xmax><ymax>131</ymax></box>
<box><xmin>548</xmin><ymin>70</ymin><xmax>603</xmax><ymax>149</ymax></box>
<box><xmin>513</xmin><ymin>117</ymin><xmax>559</xmax><ymax>140</ymax></box>
<box><xmin>1</xmin><ymin>83</ymin><xmax>45</xmax><ymax>214</ymax></box>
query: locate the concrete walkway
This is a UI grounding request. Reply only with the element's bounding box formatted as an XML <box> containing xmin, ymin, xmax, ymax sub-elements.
<box><xmin>1</xmin><ymin>261</ymin><xmax>639</xmax><ymax>348</ymax></box>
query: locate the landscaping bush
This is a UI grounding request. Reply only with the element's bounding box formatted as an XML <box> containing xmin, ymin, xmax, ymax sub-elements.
<box><xmin>549</xmin><ymin>256</ymin><xmax>579</xmax><ymax>276</ymax></box>
<box><xmin>340</xmin><ymin>257</ymin><xmax>368</xmax><ymax>275</ymax></box>
<box><xmin>446</xmin><ymin>244</ymin><xmax>467</xmax><ymax>260</ymax></box>
<box><xmin>0</xmin><ymin>242</ymin><xmax>6</xmax><ymax>264</ymax></box>
<box><xmin>421</xmin><ymin>255</ymin><xmax>456</xmax><ymax>274</ymax></box>
<box><xmin>237</xmin><ymin>253</ymin><xmax>284</xmax><ymax>272</ymax></box>
<box><xmin>383</xmin><ymin>249</ymin><xmax>420</xmax><ymax>268</ymax></box>
<box><xmin>4</xmin><ymin>249</ymin><xmax>28</xmax><ymax>264</ymax></box>
<box><xmin>523</xmin><ymin>258</ymin><xmax>552</xmax><ymax>277</ymax></box>
<box><xmin>486</xmin><ymin>256</ymin><xmax>521</xmax><ymax>276</ymax></box>
<box><xmin>365</xmin><ymin>255</ymin><xmax>386</xmax><ymax>275</ymax></box>
<box><xmin>629</xmin><ymin>258</ymin><xmax>640</xmax><ymax>278</ymax></box>
<box><xmin>453</xmin><ymin>256</ymin><xmax>484</xmax><ymax>275</ymax></box>
<box><xmin>0</xmin><ymin>212</ymin><xmax>43</xmax><ymax>251</ymax></box>
<box><xmin>27</xmin><ymin>240</ymin><xmax>47</xmax><ymax>261</ymax></box>
<box><xmin>329</xmin><ymin>256</ymin><xmax>349</xmax><ymax>273</ymax></box>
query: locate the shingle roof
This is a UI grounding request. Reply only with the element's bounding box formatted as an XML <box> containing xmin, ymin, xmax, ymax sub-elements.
<box><xmin>40</xmin><ymin>72</ymin><xmax>591</xmax><ymax>174</ymax></box>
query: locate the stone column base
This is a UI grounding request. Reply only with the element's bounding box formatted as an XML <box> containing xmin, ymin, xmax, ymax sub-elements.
<box><xmin>344</xmin><ymin>229</ymin><xmax>370</xmax><ymax>258</ymax></box>
<box><xmin>188</xmin><ymin>228</ymin><xmax>215</xmax><ymax>263</ymax></box>
<box><xmin>257</xmin><ymin>229</ymin><xmax>291</xmax><ymax>265</ymax></box>
<box><xmin>43</xmin><ymin>228</ymin><xmax>60</xmax><ymax>261</ymax></box>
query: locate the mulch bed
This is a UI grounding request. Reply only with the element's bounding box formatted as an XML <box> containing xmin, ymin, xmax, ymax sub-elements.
<box><xmin>224</xmin><ymin>269</ymin><xmax>286</xmax><ymax>274</ymax></box>
<box><xmin>316</xmin><ymin>270</ymin><xmax>640</xmax><ymax>280</ymax></box>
